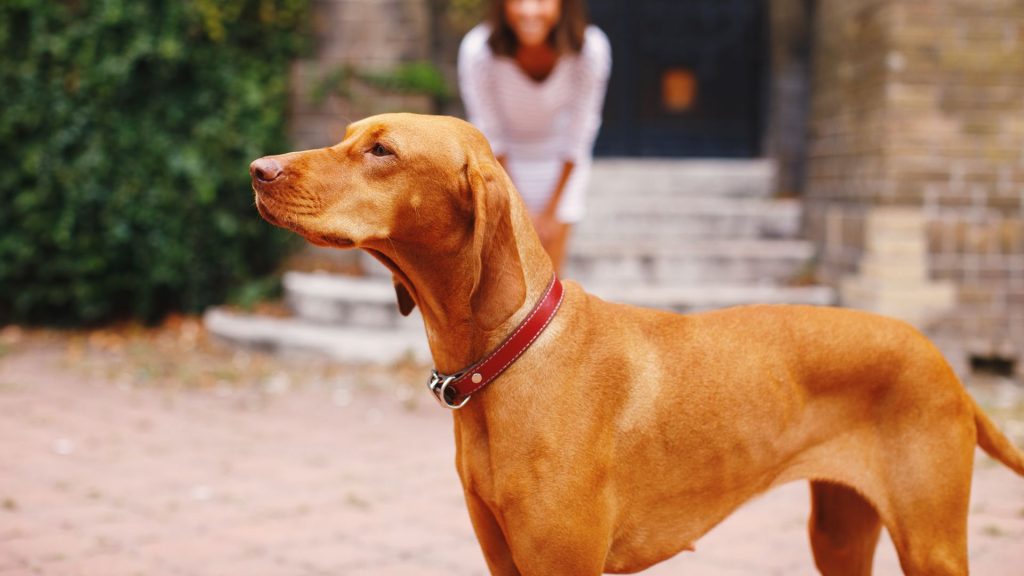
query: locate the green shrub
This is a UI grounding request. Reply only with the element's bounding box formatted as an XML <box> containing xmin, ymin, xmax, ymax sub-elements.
<box><xmin>0</xmin><ymin>0</ymin><xmax>309</xmax><ymax>325</ymax></box>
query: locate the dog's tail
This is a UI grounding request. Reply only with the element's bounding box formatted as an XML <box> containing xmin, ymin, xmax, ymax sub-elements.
<box><xmin>971</xmin><ymin>396</ymin><xmax>1024</xmax><ymax>476</ymax></box>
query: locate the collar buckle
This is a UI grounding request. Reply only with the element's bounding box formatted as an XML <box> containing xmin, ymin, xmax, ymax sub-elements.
<box><xmin>428</xmin><ymin>369</ymin><xmax>471</xmax><ymax>410</ymax></box>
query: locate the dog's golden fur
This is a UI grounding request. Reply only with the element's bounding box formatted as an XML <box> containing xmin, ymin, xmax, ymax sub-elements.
<box><xmin>251</xmin><ymin>113</ymin><xmax>1024</xmax><ymax>575</ymax></box>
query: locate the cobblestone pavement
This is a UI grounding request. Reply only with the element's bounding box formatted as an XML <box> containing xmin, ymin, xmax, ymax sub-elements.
<box><xmin>1</xmin><ymin>339</ymin><xmax>1023</xmax><ymax>576</ymax></box>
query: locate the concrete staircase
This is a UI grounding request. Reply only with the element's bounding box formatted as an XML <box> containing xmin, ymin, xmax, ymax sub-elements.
<box><xmin>568</xmin><ymin>159</ymin><xmax>834</xmax><ymax>312</ymax></box>
<box><xmin>205</xmin><ymin>270</ymin><xmax>432</xmax><ymax>364</ymax></box>
<box><xmin>205</xmin><ymin>159</ymin><xmax>835</xmax><ymax>363</ymax></box>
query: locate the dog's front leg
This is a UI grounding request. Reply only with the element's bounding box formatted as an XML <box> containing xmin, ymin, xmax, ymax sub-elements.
<box><xmin>498</xmin><ymin>502</ymin><xmax>611</xmax><ymax>576</ymax></box>
<box><xmin>465</xmin><ymin>490</ymin><xmax>610</xmax><ymax>575</ymax></box>
<box><xmin>464</xmin><ymin>491</ymin><xmax>521</xmax><ymax>575</ymax></box>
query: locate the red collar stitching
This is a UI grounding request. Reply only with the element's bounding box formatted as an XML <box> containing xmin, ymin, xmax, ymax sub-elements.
<box><xmin>428</xmin><ymin>276</ymin><xmax>564</xmax><ymax>409</ymax></box>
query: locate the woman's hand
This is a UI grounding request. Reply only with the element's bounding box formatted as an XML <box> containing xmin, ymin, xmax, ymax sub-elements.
<box><xmin>531</xmin><ymin>210</ymin><xmax>559</xmax><ymax>245</ymax></box>
<box><xmin>530</xmin><ymin>208</ymin><xmax>570</xmax><ymax>274</ymax></box>
<box><xmin>532</xmin><ymin>160</ymin><xmax>573</xmax><ymax>244</ymax></box>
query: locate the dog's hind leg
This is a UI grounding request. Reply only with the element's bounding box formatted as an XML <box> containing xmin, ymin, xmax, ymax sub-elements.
<box><xmin>877</xmin><ymin>385</ymin><xmax>974</xmax><ymax>575</ymax></box>
<box><xmin>882</xmin><ymin>447</ymin><xmax>972</xmax><ymax>575</ymax></box>
<box><xmin>808</xmin><ymin>481</ymin><xmax>883</xmax><ymax>576</ymax></box>
<box><xmin>883</xmin><ymin>472</ymin><xmax>971</xmax><ymax>575</ymax></box>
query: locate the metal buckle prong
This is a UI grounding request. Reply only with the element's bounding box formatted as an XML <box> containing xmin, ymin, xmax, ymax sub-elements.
<box><xmin>428</xmin><ymin>369</ymin><xmax>471</xmax><ymax>410</ymax></box>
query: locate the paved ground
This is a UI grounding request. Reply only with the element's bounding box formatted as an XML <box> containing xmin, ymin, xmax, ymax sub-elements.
<box><xmin>1</xmin><ymin>327</ymin><xmax>1023</xmax><ymax>576</ymax></box>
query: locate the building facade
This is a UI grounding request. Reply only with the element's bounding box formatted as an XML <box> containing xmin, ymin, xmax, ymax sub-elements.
<box><xmin>290</xmin><ymin>0</ymin><xmax>1024</xmax><ymax>379</ymax></box>
<box><xmin>804</xmin><ymin>0</ymin><xmax>1024</xmax><ymax>377</ymax></box>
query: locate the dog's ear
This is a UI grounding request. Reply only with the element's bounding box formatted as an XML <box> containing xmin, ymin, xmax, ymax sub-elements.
<box><xmin>465</xmin><ymin>151</ymin><xmax>527</xmax><ymax>331</ymax></box>
<box><xmin>393</xmin><ymin>275</ymin><xmax>416</xmax><ymax>316</ymax></box>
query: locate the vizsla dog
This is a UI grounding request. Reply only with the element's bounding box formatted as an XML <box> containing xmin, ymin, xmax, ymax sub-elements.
<box><xmin>251</xmin><ymin>113</ymin><xmax>1024</xmax><ymax>575</ymax></box>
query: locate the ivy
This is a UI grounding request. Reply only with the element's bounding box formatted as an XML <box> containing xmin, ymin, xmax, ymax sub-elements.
<box><xmin>0</xmin><ymin>0</ymin><xmax>310</xmax><ymax>325</ymax></box>
<box><xmin>312</xmin><ymin>61</ymin><xmax>454</xmax><ymax>107</ymax></box>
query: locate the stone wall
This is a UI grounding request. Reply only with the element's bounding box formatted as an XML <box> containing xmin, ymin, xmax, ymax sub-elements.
<box><xmin>806</xmin><ymin>0</ymin><xmax>1024</xmax><ymax>377</ymax></box>
<box><xmin>289</xmin><ymin>0</ymin><xmax>435</xmax><ymax>150</ymax></box>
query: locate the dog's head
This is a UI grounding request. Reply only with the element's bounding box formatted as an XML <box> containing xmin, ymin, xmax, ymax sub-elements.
<box><xmin>250</xmin><ymin>113</ymin><xmax>527</xmax><ymax>327</ymax></box>
<box><xmin>251</xmin><ymin>113</ymin><xmax>481</xmax><ymax>249</ymax></box>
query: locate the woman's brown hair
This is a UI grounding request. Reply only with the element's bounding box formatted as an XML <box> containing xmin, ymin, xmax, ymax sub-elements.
<box><xmin>486</xmin><ymin>0</ymin><xmax>589</xmax><ymax>57</ymax></box>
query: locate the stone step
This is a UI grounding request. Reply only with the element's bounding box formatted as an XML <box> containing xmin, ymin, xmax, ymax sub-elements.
<box><xmin>575</xmin><ymin>198</ymin><xmax>802</xmax><ymax>241</ymax></box>
<box><xmin>588</xmin><ymin>159</ymin><xmax>776</xmax><ymax>199</ymax></box>
<box><xmin>587</xmin><ymin>283</ymin><xmax>836</xmax><ymax>313</ymax></box>
<box><xmin>273</xmin><ymin>269</ymin><xmax>834</xmax><ymax>318</ymax></box>
<box><xmin>566</xmin><ymin>239</ymin><xmax>817</xmax><ymax>286</ymax></box>
<box><xmin>205</xmin><ymin>279</ymin><xmax>834</xmax><ymax>361</ymax></box>
<box><xmin>204</xmin><ymin>307</ymin><xmax>431</xmax><ymax>364</ymax></box>
<box><xmin>284</xmin><ymin>272</ymin><xmax>415</xmax><ymax>328</ymax></box>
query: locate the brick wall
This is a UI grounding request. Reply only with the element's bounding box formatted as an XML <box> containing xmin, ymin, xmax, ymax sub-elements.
<box><xmin>806</xmin><ymin>0</ymin><xmax>1024</xmax><ymax>376</ymax></box>
<box><xmin>767</xmin><ymin>0</ymin><xmax>814</xmax><ymax>196</ymax></box>
<box><xmin>805</xmin><ymin>0</ymin><xmax>890</xmax><ymax>277</ymax></box>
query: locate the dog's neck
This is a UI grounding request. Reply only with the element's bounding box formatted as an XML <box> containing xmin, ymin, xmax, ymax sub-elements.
<box><xmin>372</xmin><ymin>194</ymin><xmax>553</xmax><ymax>376</ymax></box>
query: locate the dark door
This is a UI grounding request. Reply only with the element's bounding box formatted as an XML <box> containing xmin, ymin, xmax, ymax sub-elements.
<box><xmin>589</xmin><ymin>0</ymin><xmax>768</xmax><ymax>157</ymax></box>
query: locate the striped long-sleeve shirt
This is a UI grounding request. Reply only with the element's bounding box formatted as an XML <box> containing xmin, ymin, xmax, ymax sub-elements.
<box><xmin>458</xmin><ymin>23</ymin><xmax>611</xmax><ymax>223</ymax></box>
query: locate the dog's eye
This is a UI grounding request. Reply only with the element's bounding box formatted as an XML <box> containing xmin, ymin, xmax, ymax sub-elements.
<box><xmin>369</xmin><ymin>143</ymin><xmax>393</xmax><ymax>157</ymax></box>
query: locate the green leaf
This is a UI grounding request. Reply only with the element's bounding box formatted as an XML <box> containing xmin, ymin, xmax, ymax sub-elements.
<box><xmin>0</xmin><ymin>0</ymin><xmax>310</xmax><ymax>325</ymax></box>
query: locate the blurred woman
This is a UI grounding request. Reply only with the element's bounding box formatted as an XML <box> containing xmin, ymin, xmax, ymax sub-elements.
<box><xmin>458</xmin><ymin>0</ymin><xmax>611</xmax><ymax>274</ymax></box>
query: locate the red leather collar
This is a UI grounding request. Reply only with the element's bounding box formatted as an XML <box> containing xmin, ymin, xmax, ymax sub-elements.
<box><xmin>428</xmin><ymin>275</ymin><xmax>564</xmax><ymax>409</ymax></box>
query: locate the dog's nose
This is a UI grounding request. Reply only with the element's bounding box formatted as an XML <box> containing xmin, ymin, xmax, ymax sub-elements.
<box><xmin>250</xmin><ymin>157</ymin><xmax>283</xmax><ymax>183</ymax></box>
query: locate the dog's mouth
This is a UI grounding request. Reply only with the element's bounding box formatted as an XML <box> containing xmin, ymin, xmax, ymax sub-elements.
<box><xmin>254</xmin><ymin>194</ymin><xmax>356</xmax><ymax>249</ymax></box>
<box><xmin>319</xmin><ymin>236</ymin><xmax>355</xmax><ymax>248</ymax></box>
<box><xmin>254</xmin><ymin>194</ymin><xmax>285</xmax><ymax>228</ymax></box>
